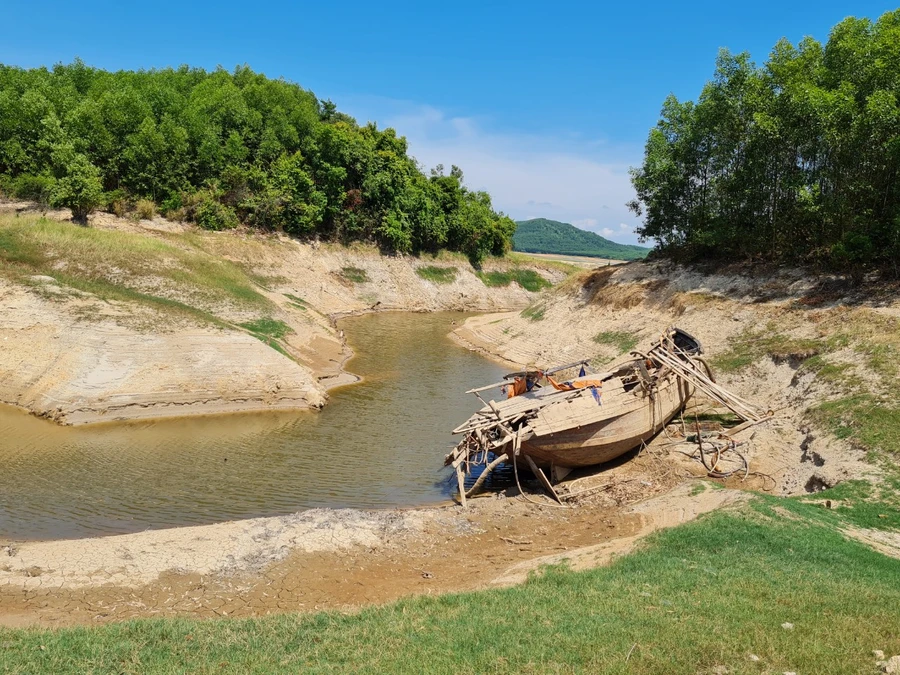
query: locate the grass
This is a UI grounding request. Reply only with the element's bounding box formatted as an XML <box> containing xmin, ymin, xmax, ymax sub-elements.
<box><xmin>520</xmin><ymin>303</ymin><xmax>546</xmax><ymax>321</ymax></box>
<box><xmin>477</xmin><ymin>269</ymin><xmax>551</xmax><ymax>292</ymax></box>
<box><xmin>711</xmin><ymin>327</ymin><xmax>822</xmax><ymax>373</ymax></box>
<box><xmin>340</xmin><ymin>266</ymin><xmax>370</xmax><ymax>283</ymax></box>
<box><xmin>506</xmin><ymin>251</ymin><xmax>579</xmax><ymax>274</ymax></box>
<box><xmin>799</xmin><ymin>355</ymin><xmax>854</xmax><ymax>387</ymax></box>
<box><xmin>415</xmin><ymin>265</ymin><xmax>458</xmax><ymax>284</ymax></box>
<box><xmin>593</xmin><ymin>330</ymin><xmax>639</xmax><ymax>354</ymax></box>
<box><xmin>239</xmin><ymin>318</ymin><xmax>294</xmax><ymax>356</ymax></box>
<box><xmin>809</xmin><ymin>394</ymin><xmax>900</xmax><ymax>460</ymax></box>
<box><xmin>2</xmin><ymin>495</ymin><xmax>899</xmax><ymax>674</ymax></box>
<box><xmin>283</xmin><ymin>293</ymin><xmax>308</xmax><ymax>310</ymax></box>
<box><xmin>0</xmin><ymin>214</ymin><xmax>271</xmax><ymax>324</ymax></box>
<box><xmin>239</xmin><ymin>318</ymin><xmax>293</xmax><ymax>340</ymax></box>
<box><xmin>795</xmin><ymin>480</ymin><xmax>900</xmax><ymax>530</ymax></box>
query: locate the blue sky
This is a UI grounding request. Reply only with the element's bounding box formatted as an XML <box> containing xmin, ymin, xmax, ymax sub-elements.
<box><xmin>3</xmin><ymin>1</ymin><xmax>897</xmax><ymax>244</ymax></box>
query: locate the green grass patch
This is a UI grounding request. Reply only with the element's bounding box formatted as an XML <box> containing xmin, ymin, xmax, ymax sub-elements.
<box><xmin>520</xmin><ymin>303</ymin><xmax>546</xmax><ymax>321</ymax></box>
<box><xmin>711</xmin><ymin>328</ymin><xmax>822</xmax><ymax>373</ymax></box>
<box><xmin>793</xmin><ymin>480</ymin><xmax>900</xmax><ymax>531</ymax></box>
<box><xmin>800</xmin><ymin>354</ymin><xmax>854</xmax><ymax>386</ymax></box>
<box><xmin>415</xmin><ymin>265</ymin><xmax>458</xmax><ymax>284</ymax></box>
<box><xmin>0</xmin><ymin>214</ymin><xmax>270</xmax><ymax>315</ymax></box>
<box><xmin>240</xmin><ymin>318</ymin><xmax>293</xmax><ymax>357</ymax></box>
<box><xmin>809</xmin><ymin>394</ymin><xmax>900</xmax><ymax>460</ymax></box>
<box><xmin>340</xmin><ymin>266</ymin><xmax>370</xmax><ymax>283</ymax></box>
<box><xmin>239</xmin><ymin>318</ymin><xmax>293</xmax><ymax>340</ymax></box>
<box><xmin>505</xmin><ymin>251</ymin><xmax>579</xmax><ymax>274</ymax></box>
<box><xmin>860</xmin><ymin>342</ymin><xmax>899</xmax><ymax>384</ymax></box>
<box><xmin>65</xmin><ymin>276</ymin><xmax>229</xmax><ymax>328</ymax></box>
<box><xmin>477</xmin><ymin>268</ymin><xmax>551</xmax><ymax>292</ymax></box>
<box><xmin>3</xmin><ymin>498</ymin><xmax>899</xmax><ymax>673</ymax></box>
<box><xmin>593</xmin><ymin>330</ymin><xmax>639</xmax><ymax>354</ymax></box>
<box><xmin>283</xmin><ymin>293</ymin><xmax>307</xmax><ymax>310</ymax></box>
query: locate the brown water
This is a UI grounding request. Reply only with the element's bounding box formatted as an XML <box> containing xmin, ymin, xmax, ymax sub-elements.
<box><xmin>0</xmin><ymin>312</ymin><xmax>507</xmax><ymax>541</ymax></box>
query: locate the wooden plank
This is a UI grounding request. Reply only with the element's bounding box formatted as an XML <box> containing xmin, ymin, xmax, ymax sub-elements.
<box><xmin>465</xmin><ymin>379</ymin><xmax>512</xmax><ymax>394</ymax></box>
<box><xmin>525</xmin><ymin>455</ymin><xmax>562</xmax><ymax>504</ymax></box>
<box><xmin>456</xmin><ymin>464</ymin><xmax>468</xmax><ymax>509</ymax></box>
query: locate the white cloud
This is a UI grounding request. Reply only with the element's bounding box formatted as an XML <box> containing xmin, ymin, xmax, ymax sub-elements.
<box><xmin>337</xmin><ymin>97</ymin><xmax>646</xmax><ymax>246</ymax></box>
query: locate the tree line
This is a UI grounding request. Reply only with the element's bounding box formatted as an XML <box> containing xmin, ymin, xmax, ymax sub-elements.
<box><xmin>628</xmin><ymin>10</ymin><xmax>900</xmax><ymax>276</ymax></box>
<box><xmin>0</xmin><ymin>61</ymin><xmax>515</xmax><ymax>263</ymax></box>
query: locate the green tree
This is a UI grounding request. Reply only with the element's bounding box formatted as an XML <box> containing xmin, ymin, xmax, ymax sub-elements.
<box><xmin>51</xmin><ymin>152</ymin><xmax>103</xmax><ymax>223</ymax></box>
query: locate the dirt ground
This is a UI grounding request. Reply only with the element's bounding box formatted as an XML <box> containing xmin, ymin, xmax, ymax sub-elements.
<box><xmin>0</xmin><ymin>442</ymin><xmax>744</xmax><ymax>628</ymax></box>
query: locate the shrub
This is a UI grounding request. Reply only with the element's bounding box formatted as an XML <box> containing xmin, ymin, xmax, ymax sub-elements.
<box><xmin>9</xmin><ymin>174</ymin><xmax>56</xmax><ymax>205</ymax></box>
<box><xmin>50</xmin><ymin>154</ymin><xmax>104</xmax><ymax>223</ymax></box>
<box><xmin>195</xmin><ymin>198</ymin><xmax>238</xmax><ymax>230</ymax></box>
<box><xmin>135</xmin><ymin>199</ymin><xmax>156</xmax><ymax>220</ymax></box>
<box><xmin>103</xmin><ymin>189</ymin><xmax>129</xmax><ymax>217</ymax></box>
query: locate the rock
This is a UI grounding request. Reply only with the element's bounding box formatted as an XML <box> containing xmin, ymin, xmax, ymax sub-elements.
<box><xmin>748</xmin><ymin>654</ymin><xmax>760</xmax><ymax>662</ymax></box>
<box><xmin>882</xmin><ymin>655</ymin><xmax>900</xmax><ymax>674</ymax></box>
<box><xmin>875</xmin><ymin>650</ymin><xmax>886</xmax><ymax>660</ymax></box>
<box><xmin>711</xmin><ymin>666</ymin><xmax>729</xmax><ymax>675</ymax></box>
<box><xmin>781</xmin><ymin>622</ymin><xmax>794</xmax><ymax>630</ymax></box>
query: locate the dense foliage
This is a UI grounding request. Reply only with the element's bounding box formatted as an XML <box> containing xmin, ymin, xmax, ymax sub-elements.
<box><xmin>629</xmin><ymin>10</ymin><xmax>900</xmax><ymax>274</ymax></box>
<box><xmin>513</xmin><ymin>218</ymin><xmax>650</xmax><ymax>260</ymax></box>
<box><xmin>0</xmin><ymin>61</ymin><xmax>515</xmax><ymax>262</ymax></box>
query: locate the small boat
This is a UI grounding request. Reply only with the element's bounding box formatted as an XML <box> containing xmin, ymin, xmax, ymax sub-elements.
<box><xmin>446</xmin><ymin>328</ymin><xmax>743</xmax><ymax>498</ymax></box>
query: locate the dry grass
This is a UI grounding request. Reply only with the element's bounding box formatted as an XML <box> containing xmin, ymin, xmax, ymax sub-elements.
<box><xmin>0</xmin><ymin>213</ymin><xmax>273</xmax><ymax>325</ymax></box>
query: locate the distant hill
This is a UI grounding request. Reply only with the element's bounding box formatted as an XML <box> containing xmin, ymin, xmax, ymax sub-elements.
<box><xmin>513</xmin><ymin>218</ymin><xmax>651</xmax><ymax>260</ymax></box>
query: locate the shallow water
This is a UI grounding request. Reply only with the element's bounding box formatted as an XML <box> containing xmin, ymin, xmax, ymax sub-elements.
<box><xmin>0</xmin><ymin>312</ymin><xmax>507</xmax><ymax>541</ymax></box>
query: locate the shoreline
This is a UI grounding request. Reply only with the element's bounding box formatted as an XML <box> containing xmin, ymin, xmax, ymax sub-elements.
<box><xmin>1</xmin><ymin>202</ymin><xmax>562</xmax><ymax>427</ymax></box>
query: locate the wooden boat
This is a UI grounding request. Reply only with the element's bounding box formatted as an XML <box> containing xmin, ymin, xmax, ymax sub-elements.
<box><xmin>446</xmin><ymin>328</ymin><xmax>712</xmax><ymax>492</ymax></box>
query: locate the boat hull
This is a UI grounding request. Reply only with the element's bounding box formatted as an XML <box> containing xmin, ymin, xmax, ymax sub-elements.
<box><xmin>521</xmin><ymin>374</ymin><xmax>692</xmax><ymax>469</ymax></box>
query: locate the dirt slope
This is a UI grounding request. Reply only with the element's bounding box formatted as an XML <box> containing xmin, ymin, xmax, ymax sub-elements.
<box><xmin>453</xmin><ymin>260</ymin><xmax>893</xmax><ymax>497</ymax></box>
<box><xmin>0</xmin><ymin>202</ymin><xmax>564</xmax><ymax>424</ymax></box>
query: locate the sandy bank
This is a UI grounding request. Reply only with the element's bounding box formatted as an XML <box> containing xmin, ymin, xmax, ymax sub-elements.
<box><xmin>0</xmin><ymin>202</ymin><xmax>565</xmax><ymax>425</ymax></box>
<box><xmin>0</xmin><ymin>477</ymin><xmax>741</xmax><ymax>627</ymax></box>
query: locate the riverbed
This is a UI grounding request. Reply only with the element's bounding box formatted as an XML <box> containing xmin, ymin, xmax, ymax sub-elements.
<box><xmin>0</xmin><ymin>312</ymin><xmax>506</xmax><ymax>541</ymax></box>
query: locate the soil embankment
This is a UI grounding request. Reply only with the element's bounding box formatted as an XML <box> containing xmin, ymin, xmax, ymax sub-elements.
<box><xmin>0</xmin><ymin>202</ymin><xmax>565</xmax><ymax>425</ymax></box>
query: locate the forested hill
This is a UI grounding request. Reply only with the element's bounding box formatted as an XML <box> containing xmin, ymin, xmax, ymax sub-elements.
<box><xmin>629</xmin><ymin>9</ymin><xmax>900</xmax><ymax>274</ymax></box>
<box><xmin>0</xmin><ymin>62</ymin><xmax>514</xmax><ymax>263</ymax></box>
<box><xmin>513</xmin><ymin>218</ymin><xmax>650</xmax><ymax>260</ymax></box>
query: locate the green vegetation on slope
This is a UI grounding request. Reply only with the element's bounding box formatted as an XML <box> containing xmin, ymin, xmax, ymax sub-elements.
<box><xmin>629</xmin><ymin>10</ymin><xmax>900</xmax><ymax>273</ymax></box>
<box><xmin>3</xmin><ymin>493</ymin><xmax>898</xmax><ymax>674</ymax></box>
<box><xmin>593</xmin><ymin>330</ymin><xmax>640</xmax><ymax>354</ymax></box>
<box><xmin>415</xmin><ymin>265</ymin><xmax>458</xmax><ymax>284</ymax></box>
<box><xmin>0</xmin><ymin>61</ymin><xmax>514</xmax><ymax>263</ymax></box>
<box><xmin>512</xmin><ymin>218</ymin><xmax>650</xmax><ymax>260</ymax></box>
<box><xmin>477</xmin><ymin>268</ymin><xmax>552</xmax><ymax>292</ymax></box>
<box><xmin>710</xmin><ymin>309</ymin><xmax>900</xmax><ymax>469</ymax></box>
<box><xmin>0</xmin><ymin>213</ymin><xmax>269</xmax><ymax>322</ymax></box>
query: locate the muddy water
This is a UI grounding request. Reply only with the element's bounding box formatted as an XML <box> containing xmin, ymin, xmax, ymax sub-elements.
<box><xmin>0</xmin><ymin>312</ymin><xmax>507</xmax><ymax>541</ymax></box>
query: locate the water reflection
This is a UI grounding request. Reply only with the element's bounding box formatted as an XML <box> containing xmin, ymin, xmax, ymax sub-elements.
<box><xmin>0</xmin><ymin>312</ymin><xmax>507</xmax><ymax>540</ymax></box>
